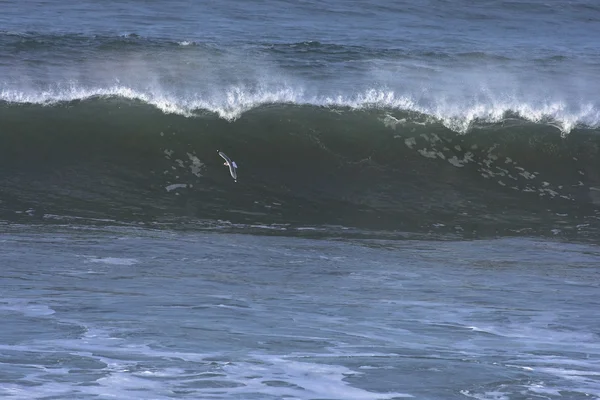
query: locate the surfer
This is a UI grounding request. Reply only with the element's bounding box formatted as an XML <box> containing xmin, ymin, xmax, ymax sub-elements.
<box><xmin>218</xmin><ymin>150</ymin><xmax>238</xmax><ymax>182</ymax></box>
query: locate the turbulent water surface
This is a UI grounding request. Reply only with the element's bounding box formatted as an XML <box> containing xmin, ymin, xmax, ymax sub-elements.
<box><xmin>1</xmin><ymin>1</ymin><xmax>600</xmax><ymax>399</ymax></box>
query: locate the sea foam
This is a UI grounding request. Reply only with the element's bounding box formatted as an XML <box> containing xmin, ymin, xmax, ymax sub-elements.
<box><xmin>1</xmin><ymin>84</ymin><xmax>598</xmax><ymax>134</ymax></box>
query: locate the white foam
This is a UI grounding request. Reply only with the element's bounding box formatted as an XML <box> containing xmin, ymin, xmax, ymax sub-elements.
<box><xmin>295</xmin><ymin>226</ymin><xmax>324</xmax><ymax>231</ymax></box>
<box><xmin>86</xmin><ymin>257</ymin><xmax>138</xmax><ymax>266</ymax></box>
<box><xmin>403</xmin><ymin>128</ymin><xmax>573</xmax><ymax>199</ymax></box>
<box><xmin>0</xmin><ymin>85</ymin><xmax>191</xmax><ymax>115</ymax></box>
<box><xmin>538</xmin><ymin>367</ymin><xmax>600</xmax><ymax>379</ymax></box>
<box><xmin>1</xmin><ymin>84</ymin><xmax>597</xmax><ymax>133</ymax></box>
<box><xmin>460</xmin><ymin>390</ymin><xmax>509</xmax><ymax>400</ymax></box>
<box><xmin>0</xmin><ymin>343</ymin><xmax>412</xmax><ymax>399</ymax></box>
<box><xmin>0</xmin><ymin>300</ymin><xmax>55</xmax><ymax>317</ymax></box>
<box><xmin>0</xmin><ymin>381</ymin><xmax>81</xmax><ymax>400</ymax></box>
<box><xmin>165</xmin><ymin>183</ymin><xmax>187</xmax><ymax>192</ymax></box>
<box><xmin>527</xmin><ymin>382</ymin><xmax>562</xmax><ymax>396</ymax></box>
<box><xmin>186</xmin><ymin>153</ymin><xmax>204</xmax><ymax>177</ymax></box>
<box><xmin>220</xmin><ymin>356</ymin><xmax>413</xmax><ymax>399</ymax></box>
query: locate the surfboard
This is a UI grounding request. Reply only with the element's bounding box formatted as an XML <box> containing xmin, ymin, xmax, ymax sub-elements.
<box><xmin>218</xmin><ymin>150</ymin><xmax>237</xmax><ymax>181</ymax></box>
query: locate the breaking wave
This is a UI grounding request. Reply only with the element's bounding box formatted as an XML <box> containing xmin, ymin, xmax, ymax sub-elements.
<box><xmin>1</xmin><ymin>85</ymin><xmax>598</xmax><ymax>134</ymax></box>
<box><xmin>1</xmin><ymin>95</ymin><xmax>599</xmax><ymax>239</ymax></box>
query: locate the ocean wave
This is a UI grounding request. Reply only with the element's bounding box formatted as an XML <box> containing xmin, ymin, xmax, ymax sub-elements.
<box><xmin>2</xmin><ymin>27</ymin><xmax>598</xmax><ymax>137</ymax></box>
<box><xmin>0</xmin><ymin>98</ymin><xmax>599</xmax><ymax>239</ymax></box>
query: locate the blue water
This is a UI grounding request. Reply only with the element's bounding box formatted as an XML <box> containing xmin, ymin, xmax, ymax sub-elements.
<box><xmin>3</xmin><ymin>0</ymin><xmax>598</xmax><ymax>53</ymax></box>
<box><xmin>1</xmin><ymin>1</ymin><xmax>600</xmax><ymax>399</ymax></box>
<box><xmin>2</xmin><ymin>226</ymin><xmax>600</xmax><ymax>399</ymax></box>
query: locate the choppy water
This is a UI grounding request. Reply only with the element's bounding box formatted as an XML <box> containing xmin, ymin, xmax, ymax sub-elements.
<box><xmin>1</xmin><ymin>0</ymin><xmax>600</xmax><ymax>398</ymax></box>
<box><xmin>2</xmin><ymin>225</ymin><xmax>600</xmax><ymax>399</ymax></box>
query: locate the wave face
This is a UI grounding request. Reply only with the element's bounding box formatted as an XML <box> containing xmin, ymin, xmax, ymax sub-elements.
<box><xmin>1</xmin><ymin>97</ymin><xmax>599</xmax><ymax>239</ymax></box>
<box><xmin>2</xmin><ymin>1</ymin><xmax>600</xmax><ymax>239</ymax></box>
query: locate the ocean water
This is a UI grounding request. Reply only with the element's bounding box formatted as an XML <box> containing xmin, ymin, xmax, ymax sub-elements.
<box><xmin>1</xmin><ymin>0</ymin><xmax>600</xmax><ymax>399</ymax></box>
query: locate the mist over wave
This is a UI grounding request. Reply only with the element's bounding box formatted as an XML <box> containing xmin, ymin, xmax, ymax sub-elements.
<box><xmin>1</xmin><ymin>31</ymin><xmax>599</xmax><ymax>134</ymax></box>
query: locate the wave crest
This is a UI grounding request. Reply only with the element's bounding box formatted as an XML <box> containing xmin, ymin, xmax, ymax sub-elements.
<box><xmin>1</xmin><ymin>85</ymin><xmax>598</xmax><ymax>134</ymax></box>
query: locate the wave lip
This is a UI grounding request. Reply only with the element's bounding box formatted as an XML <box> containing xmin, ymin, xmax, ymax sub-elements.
<box><xmin>2</xmin><ymin>27</ymin><xmax>599</xmax><ymax>136</ymax></box>
<box><xmin>1</xmin><ymin>85</ymin><xmax>598</xmax><ymax>134</ymax></box>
